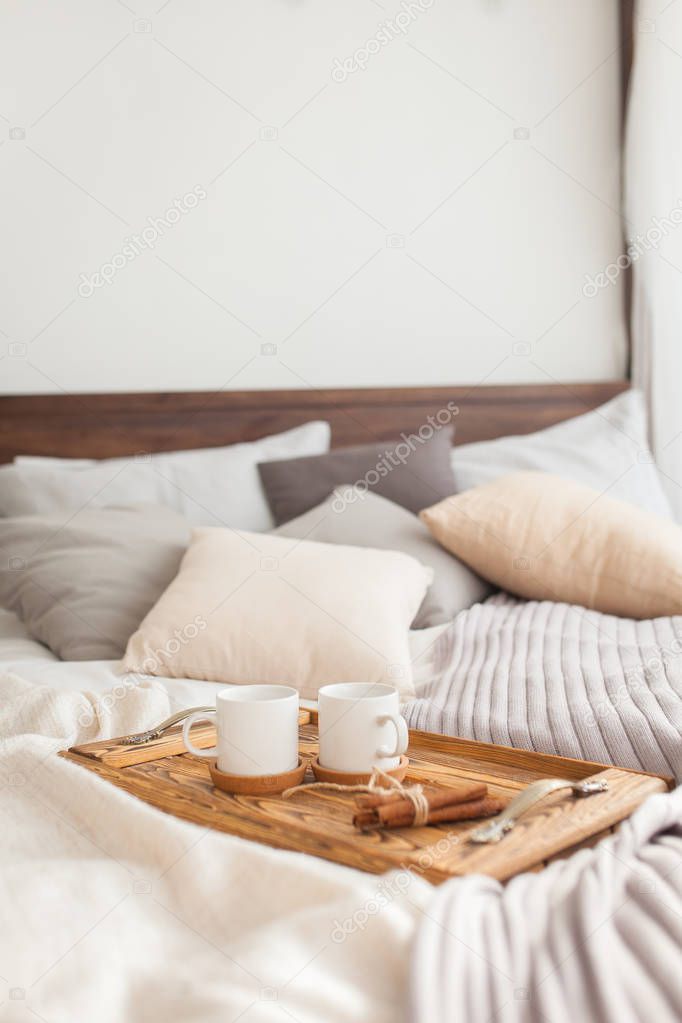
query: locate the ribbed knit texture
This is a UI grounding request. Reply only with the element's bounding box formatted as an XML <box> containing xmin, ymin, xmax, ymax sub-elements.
<box><xmin>411</xmin><ymin>785</ymin><xmax>682</xmax><ymax>1023</ymax></box>
<box><xmin>404</xmin><ymin>594</ymin><xmax>682</xmax><ymax>779</ymax></box>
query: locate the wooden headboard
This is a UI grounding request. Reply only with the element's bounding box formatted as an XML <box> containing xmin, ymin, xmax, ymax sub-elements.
<box><xmin>0</xmin><ymin>382</ymin><xmax>628</xmax><ymax>463</ymax></box>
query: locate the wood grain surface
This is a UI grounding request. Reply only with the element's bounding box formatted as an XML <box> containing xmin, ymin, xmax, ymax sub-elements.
<box><xmin>64</xmin><ymin>718</ymin><xmax>667</xmax><ymax>884</ymax></box>
<box><xmin>74</xmin><ymin>710</ymin><xmax>311</xmax><ymax>769</ymax></box>
<box><xmin>0</xmin><ymin>382</ymin><xmax>628</xmax><ymax>463</ymax></box>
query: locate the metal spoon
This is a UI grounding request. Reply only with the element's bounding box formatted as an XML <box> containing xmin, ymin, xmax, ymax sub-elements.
<box><xmin>119</xmin><ymin>706</ymin><xmax>215</xmax><ymax>745</ymax></box>
<box><xmin>469</xmin><ymin>776</ymin><xmax>609</xmax><ymax>844</ymax></box>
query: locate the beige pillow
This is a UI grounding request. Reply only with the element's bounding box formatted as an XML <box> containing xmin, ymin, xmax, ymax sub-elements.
<box><xmin>274</xmin><ymin>489</ymin><xmax>490</xmax><ymax>628</ymax></box>
<box><xmin>420</xmin><ymin>471</ymin><xmax>682</xmax><ymax>619</ymax></box>
<box><xmin>122</xmin><ymin>528</ymin><xmax>433</xmax><ymax>699</ymax></box>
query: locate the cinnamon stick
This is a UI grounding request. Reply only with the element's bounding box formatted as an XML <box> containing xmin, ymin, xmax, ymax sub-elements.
<box><xmin>356</xmin><ymin>780</ymin><xmax>486</xmax><ymax>811</ymax></box>
<box><xmin>353</xmin><ymin>795</ymin><xmax>507</xmax><ymax>831</ymax></box>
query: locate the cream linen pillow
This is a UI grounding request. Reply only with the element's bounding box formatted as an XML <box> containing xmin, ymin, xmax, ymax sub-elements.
<box><xmin>420</xmin><ymin>471</ymin><xmax>682</xmax><ymax>619</ymax></box>
<box><xmin>122</xmin><ymin>529</ymin><xmax>433</xmax><ymax>699</ymax></box>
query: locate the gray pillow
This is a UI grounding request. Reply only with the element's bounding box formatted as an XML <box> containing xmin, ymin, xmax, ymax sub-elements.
<box><xmin>274</xmin><ymin>489</ymin><xmax>491</xmax><ymax>628</ymax></box>
<box><xmin>259</xmin><ymin>427</ymin><xmax>456</xmax><ymax>526</ymax></box>
<box><xmin>451</xmin><ymin>390</ymin><xmax>673</xmax><ymax>518</ymax></box>
<box><xmin>0</xmin><ymin>505</ymin><xmax>190</xmax><ymax>660</ymax></box>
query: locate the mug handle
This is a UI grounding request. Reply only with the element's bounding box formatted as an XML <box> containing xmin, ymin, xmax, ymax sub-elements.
<box><xmin>182</xmin><ymin>710</ymin><xmax>218</xmax><ymax>758</ymax></box>
<box><xmin>376</xmin><ymin>713</ymin><xmax>408</xmax><ymax>758</ymax></box>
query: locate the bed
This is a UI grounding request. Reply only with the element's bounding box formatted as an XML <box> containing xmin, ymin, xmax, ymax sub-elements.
<box><xmin>2</xmin><ymin>379</ymin><xmax>682</xmax><ymax>1023</ymax></box>
<box><xmin>3</xmin><ymin>378</ymin><xmax>679</xmax><ymax>778</ymax></box>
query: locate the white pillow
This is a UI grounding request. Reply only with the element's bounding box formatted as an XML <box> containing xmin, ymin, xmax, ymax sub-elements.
<box><xmin>1</xmin><ymin>422</ymin><xmax>330</xmax><ymax>530</ymax></box>
<box><xmin>122</xmin><ymin>528</ymin><xmax>433</xmax><ymax>700</ymax></box>
<box><xmin>451</xmin><ymin>390</ymin><xmax>672</xmax><ymax>518</ymax></box>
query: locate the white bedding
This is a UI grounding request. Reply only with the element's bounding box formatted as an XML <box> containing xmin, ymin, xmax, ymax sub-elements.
<box><xmin>10</xmin><ymin>587</ymin><xmax>681</xmax><ymax>1022</ymax></box>
<box><xmin>0</xmin><ymin>608</ymin><xmax>223</xmax><ymax>710</ymax></box>
<box><xmin>1</xmin><ymin>667</ymin><xmax>433</xmax><ymax>1023</ymax></box>
<box><xmin>0</xmin><ymin>606</ymin><xmax>448</xmax><ymax>710</ymax></box>
<box><xmin>0</xmin><ymin>607</ymin><xmax>57</xmax><ymax>662</ymax></box>
<box><xmin>0</xmin><ymin>609</ymin><xmax>448</xmax><ymax>1021</ymax></box>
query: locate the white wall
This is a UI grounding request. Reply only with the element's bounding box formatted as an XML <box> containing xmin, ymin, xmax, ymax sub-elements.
<box><xmin>0</xmin><ymin>0</ymin><xmax>627</xmax><ymax>395</ymax></box>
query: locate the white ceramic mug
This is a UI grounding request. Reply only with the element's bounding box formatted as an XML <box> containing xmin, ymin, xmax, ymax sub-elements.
<box><xmin>317</xmin><ymin>683</ymin><xmax>408</xmax><ymax>773</ymax></box>
<box><xmin>182</xmin><ymin>685</ymin><xmax>299</xmax><ymax>776</ymax></box>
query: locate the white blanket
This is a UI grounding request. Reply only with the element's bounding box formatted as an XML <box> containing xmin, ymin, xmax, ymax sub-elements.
<box><xmin>1</xmin><ymin>671</ymin><xmax>433</xmax><ymax>1023</ymax></box>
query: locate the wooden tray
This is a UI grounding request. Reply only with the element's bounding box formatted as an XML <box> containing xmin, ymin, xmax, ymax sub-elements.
<box><xmin>61</xmin><ymin>711</ymin><xmax>671</xmax><ymax>884</ymax></box>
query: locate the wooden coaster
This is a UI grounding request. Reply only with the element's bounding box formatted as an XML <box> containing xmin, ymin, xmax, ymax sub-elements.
<box><xmin>209</xmin><ymin>757</ymin><xmax>307</xmax><ymax>796</ymax></box>
<box><xmin>311</xmin><ymin>754</ymin><xmax>409</xmax><ymax>786</ymax></box>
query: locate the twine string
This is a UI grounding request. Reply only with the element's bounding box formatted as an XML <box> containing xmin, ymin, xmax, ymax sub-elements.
<box><xmin>282</xmin><ymin>765</ymin><xmax>430</xmax><ymax>825</ymax></box>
